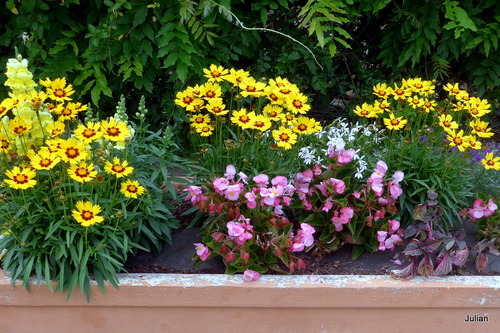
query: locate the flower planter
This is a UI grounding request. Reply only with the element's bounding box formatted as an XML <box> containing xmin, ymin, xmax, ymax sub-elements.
<box><xmin>1</xmin><ymin>269</ymin><xmax>499</xmax><ymax>333</ymax></box>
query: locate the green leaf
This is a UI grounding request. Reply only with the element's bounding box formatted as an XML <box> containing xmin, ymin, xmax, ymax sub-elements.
<box><xmin>134</xmin><ymin>6</ymin><xmax>149</xmax><ymax>26</ymax></box>
<box><xmin>22</xmin><ymin>0</ymin><xmax>36</xmax><ymax>11</ymax></box>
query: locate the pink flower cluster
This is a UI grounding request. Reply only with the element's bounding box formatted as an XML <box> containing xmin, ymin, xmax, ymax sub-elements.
<box><xmin>290</xmin><ymin>223</ymin><xmax>316</xmax><ymax>252</ymax></box>
<box><xmin>295</xmin><ymin>167</ymin><xmax>346</xmax><ymax>211</ymax></box>
<box><xmin>468</xmin><ymin>198</ymin><xmax>497</xmax><ymax>220</ymax></box>
<box><xmin>377</xmin><ymin>220</ymin><xmax>404</xmax><ymax>251</ymax></box>
<box><xmin>328</xmin><ymin>144</ymin><xmax>357</xmax><ymax>165</ymax></box>
<box><xmin>367</xmin><ymin>161</ymin><xmax>404</xmax><ymax>199</ymax></box>
<box><xmin>194</xmin><ymin>243</ymin><xmax>210</xmax><ymax>261</ymax></box>
<box><xmin>227</xmin><ymin>215</ymin><xmax>254</xmax><ymax>245</ymax></box>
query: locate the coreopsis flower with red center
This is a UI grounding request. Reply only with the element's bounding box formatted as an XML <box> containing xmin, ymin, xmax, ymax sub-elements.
<box><xmin>203</xmin><ymin>64</ymin><xmax>229</xmax><ymax>82</ymax></box>
<box><xmin>7</xmin><ymin>117</ymin><xmax>32</xmax><ymax>137</ymax></box>
<box><xmin>292</xmin><ymin>116</ymin><xmax>317</xmax><ymax>134</ymax></box>
<box><xmin>26</xmin><ymin>90</ymin><xmax>48</xmax><ymax>109</ymax></box>
<box><xmin>205</xmin><ymin>98</ymin><xmax>228</xmax><ymax>116</ymax></box>
<box><xmin>438</xmin><ymin>114</ymin><xmax>459</xmax><ymax>131</ymax></box>
<box><xmin>372</xmin><ymin>83</ymin><xmax>393</xmax><ymax>99</ymax></box>
<box><xmin>390</xmin><ymin>84</ymin><xmax>412</xmax><ymax>101</ymax></box>
<box><xmin>53</xmin><ymin>103</ymin><xmax>79</xmax><ymax>121</ymax></box>
<box><xmin>407</xmin><ymin>96</ymin><xmax>424</xmax><ymax>109</ymax></box>
<box><xmin>100</xmin><ymin>118</ymin><xmax>131</xmax><ymax>142</ymax></box>
<box><xmin>264</xmin><ymin>86</ymin><xmax>285</xmax><ymax>105</ymax></box>
<box><xmin>189</xmin><ymin>113</ymin><xmax>211</xmax><ymax>127</ymax></box>
<box><xmin>0</xmin><ymin>133</ymin><xmax>11</xmax><ymax>152</ymax></box>
<box><xmin>4</xmin><ymin>166</ymin><xmax>37</xmax><ymax>190</ymax></box>
<box><xmin>420</xmin><ymin>99</ymin><xmax>436</xmax><ymax>113</ymax></box>
<box><xmin>443</xmin><ymin>83</ymin><xmax>462</xmax><ymax>97</ymax></box>
<box><xmin>373</xmin><ymin>100</ymin><xmax>391</xmax><ymax>114</ymax></box>
<box><xmin>120</xmin><ymin>179</ymin><xmax>146</xmax><ymax>198</ymax></box>
<box><xmin>285</xmin><ymin>92</ymin><xmax>310</xmax><ymax>114</ymax></box>
<box><xmin>175</xmin><ymin>90</ymin><xmax>204</xmax><ymax>111</ymax></box>
<box><xmin>272</xmin><ymin>126</ymin><xmax>297</xmax><ymax>150</ymax></box>
<box><xmin>45</xmin><ymin>77</ymin><xmax>75</xmax><ymax>102</ymax></box>
<box><xmin>248</xmin><ymin>115</ymin><xmax>272</xmax><ymax>132</ymax></box>
<box><xmin>200</xmin><ymin>82</ymin><xmax>222</xmax><ymax>99</ymax></box>
<box><xmin>225</xmin><ymin>68</ymin><xmax>250</xmax><ymax>85</ymax></box>
<box><xmin>383</xmin><ymin>113</ymin><xmax>407</xmax><ymax>130</ymax></box>
<box><xmin>469</xmin><ymin>119</ymin><xmax>494</xmax><ymax>138</ymax></box>
<box><xmin>353</xmin><ymin>103</ymin><xmax>377</xmax><ymax>118</ymax></box>
<box><xmin>0</xmin><ymin>98</ymin><xmax>15</xmax><ymax>117</ymax></box>
<box><xmin>30</xmin><ymin>148</ymin><xmax>61</xmax><ymax>170</ymax></box>
<box><xmin>46</xmin><ymin>138</ymin><xmax>64</xmax><ymax>153</ymax></box>
<box><xmin>466</xmin><ymin>136</ymin><xmax>482</xmax><ymax>151</ymax></box>
<box><xmin>196</xmin><ymin>124</ymin><xmax>215</xmax><ymax>137</ymax></box>
<box><xmin>466</xmin><ymin>97</ymin><xmax>491</xmax><ymax>118</ymax></box>
<box><xmin>481</xmin><ymin>153</ymin><xmax>500</xmax><ymax>170</ymax></box>
<box><xmin>263</xmin><ymin>104</ymin><xmax>284</xmax><ymax>121</ymax></box>
<box><xmin>74</xmin><ymin>121</ymin><xmax>103</xmax><ymax>143</ymax></box>
<box><xmin>58</xmin><ymin>138</ymin><xmax>89</xmax><ymax>163</ymax></box>
<box><xmin>268</xmin><ymin>76</ymin><xmax>292</xmax><ymax>89</ymax></box>
<box><xmin>72</xmin><ymin>201</ymin><xmax>104</xmax><ymax>227</ymax></box>
<box><xmin>104</xmin><ymin>157</ymin><xmax>134</xmax><ymax>178</ymax></box>
<box><xmin>446</xmin><ymin>129</ymin><xmax>470</xmax><ymax>152</ymax></box>
<box><xmin>239</xmin><ymin>78</ymin><xmax>266</xmax><ymax>98</ymax></box>
<box><xmin>46</xmin><ymin>121</ymin><xmax>66</xmax><ymax>137</ymax></box>
<box><xmin>231</xmin><ymin>109</ymin><xmax>255</xmax><ymax>129</ymax></box>
<box><xmin>68</xmin><ymin>161</ymin><xmax>97</xmax><ymax>183</ymax></box>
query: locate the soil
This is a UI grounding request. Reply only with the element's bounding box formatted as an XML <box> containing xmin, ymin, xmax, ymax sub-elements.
<box><xmin>124</xmin><ymin>202</ymin><xmax>500</xmax><ymax>276</ymax></box>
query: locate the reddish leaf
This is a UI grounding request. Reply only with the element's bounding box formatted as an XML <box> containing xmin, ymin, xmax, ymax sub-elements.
<box><xmin>418</xmin><ymin>255</ymin><xmax>434</xmax><ymax>277</ymax></box>
<box><xmin>421</xmin><ymin>238</ymin><xmax>442</xmax><ymax>253</ymax></box>
<box><xmin>211</xmin><ymin>232</ymin><xmax>224</xmax><ymax>242</ymax></box>
<box><xmin>403</xmin><ymin>241</ymin><xmax>423</xmax><ymax>257</ymax></box>
<box><xmin>452</xmin><ymin>248</ymin><xmax>469</xmax><ymax>267</ymax></box>
<box><xmin>475</xmin><ymin>252</ymin><xmax>488</xmax><ymax>272</ymax></box>
<box><xmin>432</xmin><ymin>253</ymin><xmax>453</xmax><ymax>276</ymax></box>
<box><xmin>225</xmin><ymin>252</ymin><xmax>236</xmax><ymax>263</ymax></box>
<box><xmin>390</xmin><ymin>260</ymin><xmax>417</xmax><ymax>279</ymax></box>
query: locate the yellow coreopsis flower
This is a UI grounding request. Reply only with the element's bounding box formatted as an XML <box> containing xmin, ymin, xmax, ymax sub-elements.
<box><xmin>469</xmin><ymin>119</ymin><xmax>494</xmax><ymax>138</ymax></box>
<box><xmin>100</xmin><ymin>118</ymin><xmax>131</xmax><ymax>142</ymax></box>
<box><xmin>0</xmin><ymin>133</ymin><xmax>11</xmax><ymax>152</ymax></box>
<box><xmin>58</xmin><ymin>138</ymin><xmax>89</xmax><ymax>163</ymax></box>
<box><xmin>239</xmin><ymin>78</ymin><xmax>266</xmax><ymax>98</ymax></box>
<box><xmin>225</xmin><ymin>68</ymin><xmax>251</xmax><ymax>86</ymax></box>
<box><xmin>292</xmin><ymin>116</ymin><xmax>317</xmax><ymax>134</ymax></box>
<box><xmin>391</xmin><ymin>84</ymin><xmax>412</xmax><ymax>101</ymax></box>
<box><xmin>8</xmin><ymin>117</ymin><xmax>32</xmax><ymax>137</ymax></box>
<box><xmin>26</xmin><ymin>90</ymin><xmax>48</xmax><ymax>109</ymax></box>
<box><xmin>438</xmin><ymin>114</ymin><xmax>459</xmax><ymax>131</ymax></box>
<box><xmin>481</xmin><ymin>153</ymin><xmax>500</xmax><ymax>170</ymax></box>
<box><xmin>30</xmin><ymin>148</ymin><xmax>61</xmax><ymax>170</ymax></box>
<box><xmin>104</xmin><ymin>157</ymin><xmax>134</xmax><ymax>178</ymax></box>
<box><xmin>120</xmin><ymin>180</ymin><xmax>146</xmax><ymax>199</ymax></box>
<box><xmin>45</xmin><ymin>78</ymin><xmax>75</xmax><ymax>102</ymax></box>
<box><xmin>285</xmin><ymin>92</ymin><xmax>310</xmax><ymax>114</ymax></box>
<box><xmin>46</xmin><ymin>121</ymin><xmax>66</xmax><ymax>137</ymax></box>
<box><xmin>203</xmin><ymin>64</ymin><xmax>229</xmax><ymax>82</ymax></box>
<box><xmin>200</xmin><ymin>82</ymin><xmax>223</xmax><ymax>100</ymax></box>
<box><xmin>466</xmin><ymin>136</ymin><xmax>482</xmax><ymax>151</ymax></box>
<box><xmin>372</xmin><ymin>83</ymin><xmax>393</xmax><ymax>99</ymax></box>
<box><xmin>264</xmin><ymin>86</ymin><xmax>285</xmax><ymax>105</ymax></box>
<box><xmin>68</xmin><ymin>161</ymin><xmax>97</xmax><ymax>183</ymax></box>
<box><xmin>263</xmin><ymin>104</ymin><xmax>284</xmax><ymax>121</ymax></box>
<box><xmin>407</xmin><ymin>96</ymin><xmax>424</xmax><ymax>109</ymax></box>
<box><xmin>443</xmin><ymin>83</ymin><xmax>462</xmax><ymax>97</ymax></box>
<box><xmin>4</xmin><ymin>166</ymin><xmax>37</xmax><ymax>190</ymax></box>
<box><xmin>72</xmin><ymin>201</ymin><xmax>104</xmax><ymax>227</ymax></box>
<box><xmin>446</xmin><ymin>129</ymin><xmax>470</xmax><ymax>152</ymax></box>
<box><xmin>353</xmin><ymin>103</ymin><xmax>377</xmax><ymax>118</ymax></box>
<box><xmin>196</xmin><ymin>124</ymin><xmax>215</xmax><ymax>137</ymax></box>
<box><xmin>373</xmin><ymin>100</ymin><xmax>391</xmax><ymax>114</ymax></box>
<box><xmin>248</xmin><ymin>115</ymin><xmax>272</xmax><ymax>132</ymax></box>
<box><xmin>53</xmin><ymin>103</ymin><xmax>79</xmax><ymax>121</ymax></box>
<box><xmin>0</xmin><ymin>98</ymin><xmax>15</xmax><ymax>117</ymax></box>
<box><xmin>231</xmin><ymin>109</ymin><xmax>255</xmax><ymax>129</ymax></box>
<box><xmin>420</xmin><ymin>99</ymin><xmax>436</xmax><ymax>113</ymax></box>
<box><xmin>74</xmin><ymin>121</ymin><xmax>103</xmax><ymax>143</ymax></box>
<box><xmin>175</xmin><ymin>90</ymin><xmax>203</xmax><ymax>110</ymax></box>
<box><xmin>189</xmin><ymin>113</ymin><xmax>211</xmax><ymax>127</ymax></box>
<box><xmin>205</xmin><ymin>98</ymin><xmax>228</xmax><ymax>116</ymax></box>
<box><xmin>272</xmin><ymin>126</ymin><xmax>297</xmax><ymax>150</ymax></box>
<box><xmin>466</xmin><ymin>97</ymin><xmax>491</xmax><ymax>118</ymax></box>
<box><xmin>383</xmin><ymin>113</ymin><xmax>407</xmax><ymax>130</ymax></box>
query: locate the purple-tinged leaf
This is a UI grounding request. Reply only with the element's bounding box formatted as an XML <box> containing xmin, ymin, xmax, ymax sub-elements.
<box><xmin>422</xmin><ymin>238</ymin><xmax>442</xmax><ymax>253</ymax></box>
<box><xmin>445</xmin><ymin>239</ymin><xmax>455</xmax><ymax>251</ymax></box>
<box><xmin>475</xmin><ymin>252</ymin><xmax>488</xmax><ymax>273</ymax></box>
<box><xmin>454</xmin><ymin>229</ymin><xmax>466</xmax><ymax>241</ymax></box>
<box><xmin>433</xmin><ymin>253</ymin><xmax>453</xmax><ymax>276</ymax></box>
<box><xmin>418</xmin><ymin>255</ymin><xmax>434</xmax><ymax>277</ymax></box>
<box><xmin>489</xmin><ymin>242</ymin><xmax>500</xmax><ymax>256</ymax></box>
<box><xmin>452</xmin><ymin>248</ymin><xmax>469</xmax><ymax>267</ymax></box>
<box><xmin>390</xmin><ymin>260</ymin><xmax>418</xmax><ymax>279</ymax></box>
<box><xmin>403</xmin><ymin>241</ymin><xmax>423</xmax><ymax>257</ymax></box>
<box><xmin>404</xmin><ymin>224</ymin><xmax>418</xmax><ymax>239</ymax></box>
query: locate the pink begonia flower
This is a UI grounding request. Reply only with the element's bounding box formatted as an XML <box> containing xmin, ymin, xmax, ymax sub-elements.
<box><xmin>378</xmin><ymin>197</ymin><xmax>389</xmax><ymax>205</ymax></box>
<box><xmin>224</xmin><ymin>165</ymin><xmax>236</xmax><ymax>180</ymax></box>
<box><xmin>389</xmin><ymin>181</ymin><xmax>403</xmax><ymax>199</ymax></box>
<box><xmin>388</xmin><ymin>220</ymin><xmax>400</xmax><ymax>233</ymax></box>
<box><xmin>237</xmin><ymin>171</ymin><xmax>248</xmax><ymax>184</ymax></box>
<box><xmin>391</xmin><ymin>259</ymin><xmax>403</xmax><ymax>266</ymax></box>
<box><xmin>326</xmin><ymin>178</ymin><xmax>345</xmax><ymax>194</ymax></box>
<box><xmin>369</xmin><ymin>177</ymin><xmax>384</xmax><ymax>196</ymax></box>
<box><xmin>184</xmin><ymin>185</ymin><xmax>202</xmax><ymax>205</ymax></box>
<box><xmin>322</xmin><ymin>199</ymin><xmax>333</xmax><ymax>212</ymax></box>
<box><xmin>242</xmin><ymin>269</ymin><xmax>260</xmax><ymax>281</ymax></box>
<box><xmin>291</xmin><ymin>223</ymin><xmax>316</xmax><ymax>252</ymax></box>
<box><xmin>337</xmin><ymin>149</ymin><xmax>356</xmax><ymax>164</ymax></box>
<box><xmin>282</xmin><ymin>196</ymin><xmax>292</xmax><ymax>206</ymax></box>
<box><xmin>225</xmin><ymin>184</ymin><xmax>242</xmax><ymax>201</ymax></box>
<box><xmin>332</xmin><ymin>211</ymin><xmax>350</xmax><ymax>232</ymax></box>
<box><xmin>340</xmin><ymin>207</ymin><xmax>354</xmax><ymax>219</ymax></box>
<box><xmin>253</xmin><ymin>174</ymin><xmax>269</xmax><ymax>187</ymax></box>
<box><xmin>392</xmin><ymin>170</ymin><xmax>404</xmax><ymax>183</ymax></box>
<box><xmin>271</xmin><ymin>176</ymin><xmax>288</xmax><ymax>187</ymax></box>
<box><xmin>468</xmin><ymin>206</ymin><xmax>484</xmax><ymax>220</ymax></box>
<box><xmin>295</xmin><ymin>170</ymin><xmax>313</xmax><ymax>183</ymax></box>
<box><xmin>274</xmin><ymin>205</ymin><xmax>284</xmax><ymax>215</ymax></box>
<box><xmin>384</xmin><ymin>234</ymin><xmax>402</xmax><ymax>250</ymax></box>
<box><xmin>213</xmin><ymin>177</ymin><xmax>229</xmax><ymax>193</ymax></box>
<box><xmin>227</xmin><ymin>219</ymin><xmax>253</xmax><ymax>245</ymax></box>
<box><xmin>261</xmin><ymin>186</ymin><xmax>284</xmax><ymax>206</ymax></box>
<box><xmin>486</xmin><ymin>199</ymin><xmax>498</xmax><ymax>211</ymax></box>
<box><xmin>302</xmin><ymin>199</ymin><xmax>313</xmax><ymax>210</ymax></box>
<box><xmin>312</xmin><ymin>164</ymin><xmax>322</xmax><ymax>175</ymax></box>
<box><xmin>353</xmin><ymin>191</ymin><xmax>361</xmax><ymax>199</ymax></box>
<box><xmin>370</xmin><ymin>160</ymin><xmax>388</xmax><ymax>179</ymax></box>
<box><xmin>194</xmin><ymin>243</ymin><xmax>210</xmax><ymax>261</ymax></box>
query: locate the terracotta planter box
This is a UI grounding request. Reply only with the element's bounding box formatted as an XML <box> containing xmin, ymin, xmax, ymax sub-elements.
<box><xmin>1</xmin><ymin>269</ymin><xmax>499</xmax><ymax>333</ymax></box>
